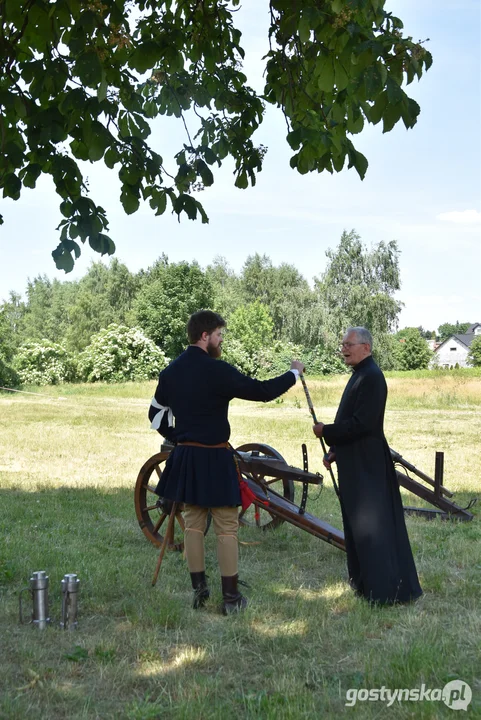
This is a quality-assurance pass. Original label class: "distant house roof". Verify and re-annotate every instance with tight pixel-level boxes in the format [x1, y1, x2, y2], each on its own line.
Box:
[434, 326, 480, 353]
[453, 334, 477, 349]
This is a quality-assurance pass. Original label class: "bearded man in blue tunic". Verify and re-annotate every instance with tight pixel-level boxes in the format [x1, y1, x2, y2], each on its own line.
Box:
[313, 327, 422, 605]
[149, 310, 304, 614]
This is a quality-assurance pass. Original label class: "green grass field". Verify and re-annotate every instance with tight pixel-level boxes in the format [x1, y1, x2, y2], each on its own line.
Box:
[0, 373, 480, 719]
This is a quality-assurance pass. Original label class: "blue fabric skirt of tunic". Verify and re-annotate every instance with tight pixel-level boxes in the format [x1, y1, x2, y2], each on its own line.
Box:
[155, 446, 241, 508]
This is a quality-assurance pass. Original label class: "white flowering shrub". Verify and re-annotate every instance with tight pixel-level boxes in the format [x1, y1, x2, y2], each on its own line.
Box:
[78, 324, 168, 382]
[14, 341, 77, 385]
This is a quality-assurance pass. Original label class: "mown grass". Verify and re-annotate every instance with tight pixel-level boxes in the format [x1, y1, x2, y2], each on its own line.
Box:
[0, 374, 480, 719]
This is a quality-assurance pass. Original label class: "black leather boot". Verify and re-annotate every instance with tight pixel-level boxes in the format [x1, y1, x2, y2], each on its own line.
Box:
[221, 574, 248, 615]
[190, 571, 209, 609]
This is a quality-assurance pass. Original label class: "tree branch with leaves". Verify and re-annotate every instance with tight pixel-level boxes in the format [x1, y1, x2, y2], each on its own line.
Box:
[1, 0, 432, 271]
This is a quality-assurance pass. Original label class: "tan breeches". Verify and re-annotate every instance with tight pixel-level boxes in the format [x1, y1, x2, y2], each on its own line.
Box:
[183, 505, 239, 577]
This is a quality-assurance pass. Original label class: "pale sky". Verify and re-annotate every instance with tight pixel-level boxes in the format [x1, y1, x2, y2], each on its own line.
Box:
[1, 0, 480, 333]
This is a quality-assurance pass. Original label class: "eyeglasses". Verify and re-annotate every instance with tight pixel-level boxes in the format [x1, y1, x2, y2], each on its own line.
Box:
[338, 342, 365, 350]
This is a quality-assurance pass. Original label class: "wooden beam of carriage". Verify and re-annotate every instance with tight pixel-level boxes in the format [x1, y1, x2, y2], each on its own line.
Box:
[390, 448, 454, 498]
[242, 472, 346, 551]
[237, 453, 323, 485]
[395, 470, 474, 521]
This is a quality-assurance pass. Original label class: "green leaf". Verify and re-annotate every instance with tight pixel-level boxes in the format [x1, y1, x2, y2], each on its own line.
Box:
[289, 153, 299, 170]
[287, 128, 302, 151]
[386, 77, 404, 105]
[346, 106, 364, 134]
[298, 16, 310, 44]
[52, 240, 81, 273]
[60, 200, 73, 218]
[332, 150, 345, 172]
[203, 148, 218, 166]
[382, 102, 403, 133]
[401, 97, 420, 129]
[88, 132, 108, 161]
[129, 113, 151, 140]
[334, 60, 349, 91]
[129, 41, 163, 74]
[21, 164, 42, 189]
[196, 200, 209, 224]
[181, 195, 197, 220]
[14, 96, 27, 119]
[195, 159, 214, 187]
[353, 150, 368, 180]
[143, 100, 158, 119]
[149, 190, 167, 216]
[3, 173, 21, 200]
[368, 91, 388, 124]
[318, 58, 335, 92]
[97, 71, 108, 102]
[297, 147, 313, 174]
[75, 51, 103, 88]
[88, 233, 115, 256]
[119, 164, 142, 186]
[354, 49, 375, 74]
[73, 197, 93, 217]
[104, 147, 120, 169]
[118, 112, 129, 139]
[120, 187, 140, 215]
[204, 50, 216, 74]
[235, 171, 248, 189]
[363, 65, 384, 98]
[70, 140, 90, 162]
[330, 128, 343, 153]
[424, 51, 433, 71]
[390, 57, 404, 85]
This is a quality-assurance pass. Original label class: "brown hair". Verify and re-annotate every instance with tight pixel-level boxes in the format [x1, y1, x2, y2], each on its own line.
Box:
[187, 310, 226, 343]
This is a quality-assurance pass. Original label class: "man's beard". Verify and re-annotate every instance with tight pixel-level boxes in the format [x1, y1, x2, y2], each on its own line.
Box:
[207, 341, 222, 359]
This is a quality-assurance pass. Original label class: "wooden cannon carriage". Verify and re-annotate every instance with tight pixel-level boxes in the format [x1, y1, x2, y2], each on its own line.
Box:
[134, 442, 475, 555]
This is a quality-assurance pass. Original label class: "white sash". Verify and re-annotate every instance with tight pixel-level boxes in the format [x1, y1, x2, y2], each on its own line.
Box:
[150, 397, 174, 430]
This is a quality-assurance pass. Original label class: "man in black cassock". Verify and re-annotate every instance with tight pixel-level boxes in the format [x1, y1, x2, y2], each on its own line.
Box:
[149, 310, 304, 614]
[313, 327, 422, 605]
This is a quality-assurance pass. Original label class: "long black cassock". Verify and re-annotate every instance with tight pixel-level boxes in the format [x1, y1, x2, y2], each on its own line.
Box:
[323, 355, 422, 604]
[148, 345, 295, 507]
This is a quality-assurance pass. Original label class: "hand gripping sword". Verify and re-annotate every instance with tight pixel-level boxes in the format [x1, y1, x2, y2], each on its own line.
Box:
[299, 373, 340, 499]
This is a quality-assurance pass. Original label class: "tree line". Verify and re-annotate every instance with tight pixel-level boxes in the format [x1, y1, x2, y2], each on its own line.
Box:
[0, 230, 473, 387]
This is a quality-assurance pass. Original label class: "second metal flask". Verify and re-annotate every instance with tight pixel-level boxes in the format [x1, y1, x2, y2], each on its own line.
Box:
[60, 573, 80, 630]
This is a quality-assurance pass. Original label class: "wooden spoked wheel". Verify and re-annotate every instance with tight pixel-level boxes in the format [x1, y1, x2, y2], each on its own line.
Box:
[135, 452, 186, 550]
[236, 443, 295, 530]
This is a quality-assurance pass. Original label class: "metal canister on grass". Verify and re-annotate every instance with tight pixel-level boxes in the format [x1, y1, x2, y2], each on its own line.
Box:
[60, 573, 80, 630]
[19, 570, 51, 629]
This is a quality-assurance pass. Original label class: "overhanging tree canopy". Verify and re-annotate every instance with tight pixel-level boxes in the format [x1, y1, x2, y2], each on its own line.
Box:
[1, 0, 432, 271]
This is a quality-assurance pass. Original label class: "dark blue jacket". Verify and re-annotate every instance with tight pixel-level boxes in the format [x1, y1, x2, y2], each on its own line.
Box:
[148, 345, 295, 506]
